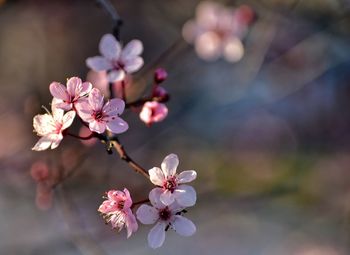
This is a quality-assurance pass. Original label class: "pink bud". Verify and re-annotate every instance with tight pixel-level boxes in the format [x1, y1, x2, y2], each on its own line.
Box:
[153, 86, 169, 100]
[139, 101, 168, 126]
[154, 68, 168, 84]
[30, 161, 49, 182]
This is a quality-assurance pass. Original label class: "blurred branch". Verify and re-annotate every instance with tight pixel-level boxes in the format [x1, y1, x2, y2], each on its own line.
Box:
[96, 0, 123, 39]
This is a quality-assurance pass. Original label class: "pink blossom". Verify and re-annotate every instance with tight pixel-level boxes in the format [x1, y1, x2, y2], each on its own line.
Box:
[182, 1, 252, 62]
[148, 154, 197, 207]
[86, 34, 144, 82]
[139, 101, 168, 126]
[49, 77, 92, 111]
[136, 188, 196, 249]
[75, 88, 128, 134]
[98, 188, 138, 238]
[32, 99, 76, 151]
[30, 161, 50, 182]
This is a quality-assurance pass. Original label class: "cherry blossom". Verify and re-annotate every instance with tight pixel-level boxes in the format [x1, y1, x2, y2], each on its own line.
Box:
[136, 188, 196, 249]
[75, 88, 128, 134]
[148, 154, 197, 207]
[139, 101, 168, 126]
[32, 99, 76, 151]
[98, 188, 138, 238]
[182, 1, 254, 62]
[86, 34, 144, 82]
[49, 77, 92, 111]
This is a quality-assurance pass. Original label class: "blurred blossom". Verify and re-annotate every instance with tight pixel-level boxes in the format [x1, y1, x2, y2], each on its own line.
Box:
[294, 245, 341, 255]
[182, 1, 253, 62]
[139, 101, 168, 126]
[35, 183, 53, 211]
[30, 161, 50, 182]
[86, 34, 143, 82]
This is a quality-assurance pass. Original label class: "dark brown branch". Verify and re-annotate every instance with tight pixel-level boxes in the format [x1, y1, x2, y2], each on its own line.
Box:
[110, 138, 149, 179]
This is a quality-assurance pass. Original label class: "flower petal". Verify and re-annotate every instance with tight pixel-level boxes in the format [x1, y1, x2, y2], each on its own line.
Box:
[173, 185, 196, 207]
[125, 208, 138, 238]
[50, 134, 63, 149]
[88, 88, 104, 112]
[99, 34, 121, 60]
[86, 56, 113, 71]
[103, 98, 125, 116]
[120, 39, 143, 61]
[107, 69, 125, 82]
[61, 111, 76, 130]
[161, 154, 179, 177]
[33, 114, 55, 136]
[149, 167, 165, 186]
[136, 204, 159, 225]
[160, 189, 175, 206]
[105, 117, 128, 134]
[149, 188, 165, 209]
[148, 222, 166, 249]
[49, 82, 69, 101]
[75, 100, 93, 122]
[89, 120, 106, 134]
[79, 82, 92, 97]
[123, 57, 144, 73]
[66, 77, 81, 97]
[177, 170, 197, 184]
[172, 215, 196, 236]
[32, 136, 52, 151]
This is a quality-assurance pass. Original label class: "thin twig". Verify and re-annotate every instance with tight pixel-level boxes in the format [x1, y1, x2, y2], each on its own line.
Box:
[96, 0, 123, 39]
[126, 95, 169, 108]
[110, 138, 149, 179]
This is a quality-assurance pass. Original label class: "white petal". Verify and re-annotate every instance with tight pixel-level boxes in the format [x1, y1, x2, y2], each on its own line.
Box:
[149, 167, 165, 186]
[223, 37, 244, 63]
[161, 154, 179, 177]
[136, 204, 159, 225]
[61, 111, 76, 130]
[172, 215, 196, 236]
[123, 57, 144, 73]
[32, 136, 52, 151]
[50, 134, 63, 149]
[149, 188, 166, 209]
[89, 120, 106, 134]
[160, 190, 175, 206]
[99, 34, 121, 60]
[120, 39, 143, 61]
[177, 170, 197, 184]
[174, 185, 196, 207]
[148, 222, 166, 249]
[86, 56, 113, 71]
[107, 69, 125, 82]
[33, 114, 55, 136]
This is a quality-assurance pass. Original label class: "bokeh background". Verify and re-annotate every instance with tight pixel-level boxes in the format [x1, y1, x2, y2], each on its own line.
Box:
[1, 0, 350, 254]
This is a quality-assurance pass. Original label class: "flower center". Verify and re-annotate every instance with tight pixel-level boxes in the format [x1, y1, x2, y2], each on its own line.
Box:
[117, 200, 125, 210]
[159, 207, 171, 221]
[93, 110, 104, 121]
[163, 176, 177, 193]
[113, 60, 125, 70]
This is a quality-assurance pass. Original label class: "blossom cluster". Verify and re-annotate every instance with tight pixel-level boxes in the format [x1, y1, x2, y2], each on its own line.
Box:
[182, 1, 254, 62]
[99, 154, 197, 248]
[32, 31, 197, 250]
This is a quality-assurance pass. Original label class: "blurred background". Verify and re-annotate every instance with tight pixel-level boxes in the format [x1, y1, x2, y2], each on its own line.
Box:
[1, 0, 350, 254]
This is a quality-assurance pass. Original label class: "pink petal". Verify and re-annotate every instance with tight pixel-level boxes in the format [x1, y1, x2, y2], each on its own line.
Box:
[120, 39, 143, 61]
[107, 69, 125, 82]
[79, 82, 92, 97]
[173, 185, 196, 207]
[177, 170, 197, 184]
[125, 209, 138, 238]
[160, 189, 175, 206]
[75, 100, 94, 122]
[136, 204, 159, 225]
[149, 167, 165, 186]
[49, 82, 69, 101]
[103, 98, 125, 116]
[88, 88, 104, 112]
[161, 154, 179, 177]
[223, 37, 244, 63]
[105, 117, 128, 134]
[99, 34, 121, 60]
[66, 77, 82, 97]
[149, 188, 166, 209]
[123, 188, 133, 209]
[89, 120, 106, 134]
[123, 57, 144, 73]
[172, 215, 196, 236]
[51, 98, 65, 122]
[148, 222, 166, 249]
[86, 56, 113, 71]
[53, 100, 72, 111]
[61, 111, 76, 130]
[195, 32, 221, 61]
[32, 136, 52, 151]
